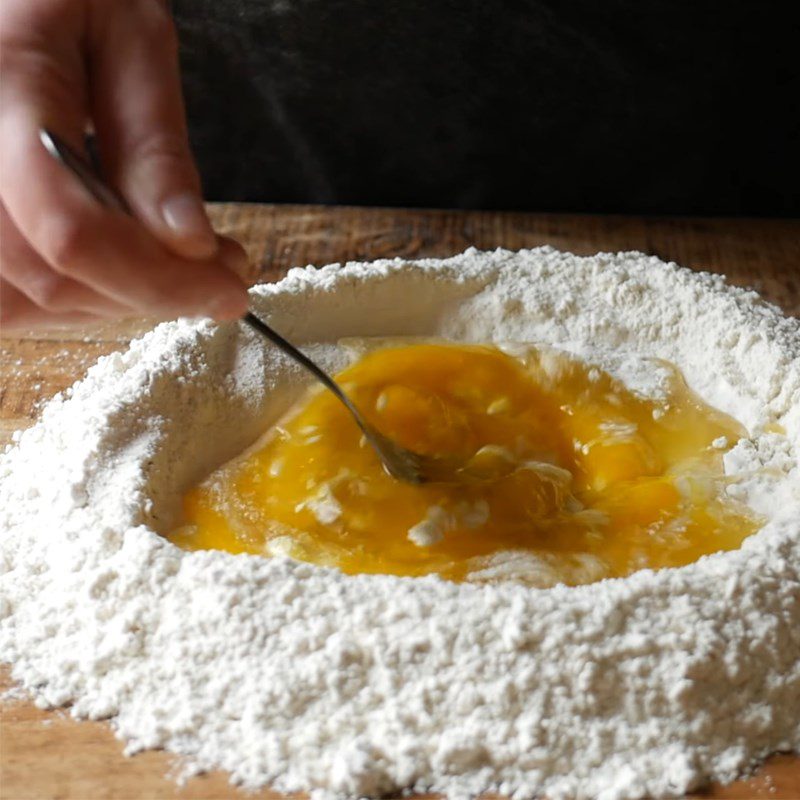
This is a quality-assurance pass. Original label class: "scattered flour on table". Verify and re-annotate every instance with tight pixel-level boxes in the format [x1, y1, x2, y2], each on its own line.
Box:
[1, 248, 799, 800]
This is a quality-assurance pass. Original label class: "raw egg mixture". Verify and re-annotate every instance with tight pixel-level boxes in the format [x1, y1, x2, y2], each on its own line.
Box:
[168, 342, 760, 586]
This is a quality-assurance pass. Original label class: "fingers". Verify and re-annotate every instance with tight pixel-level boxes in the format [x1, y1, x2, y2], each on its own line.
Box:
[1, 201, 133, 318]
[0, 0, 249, 323]
[0, 68, 247, 318]
[0, 210, 252, 329]
[0, 115, 247, 318]
[90, 0, 217, 260]
[0, 216, 251, 329]
[216, 235, 250, 281]
[0, 278, 98, 331]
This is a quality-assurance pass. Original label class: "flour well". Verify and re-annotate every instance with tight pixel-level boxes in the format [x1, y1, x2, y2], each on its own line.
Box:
[1, 248, 799, 799]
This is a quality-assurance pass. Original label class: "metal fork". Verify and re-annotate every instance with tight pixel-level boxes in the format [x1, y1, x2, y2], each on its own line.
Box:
[40, 128, 460, 483]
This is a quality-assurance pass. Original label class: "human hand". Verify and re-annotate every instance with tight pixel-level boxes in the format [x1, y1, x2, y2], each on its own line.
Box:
[0, 0, 250, 330]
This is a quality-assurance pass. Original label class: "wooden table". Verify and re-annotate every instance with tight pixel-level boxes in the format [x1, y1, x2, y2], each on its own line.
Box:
[1, 204, 799, 800]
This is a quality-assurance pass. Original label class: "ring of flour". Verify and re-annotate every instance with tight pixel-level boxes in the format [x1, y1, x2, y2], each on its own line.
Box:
[1, 247, 798, 800]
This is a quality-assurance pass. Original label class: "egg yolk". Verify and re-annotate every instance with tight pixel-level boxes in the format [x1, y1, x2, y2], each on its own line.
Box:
[167, 342, 761, 587]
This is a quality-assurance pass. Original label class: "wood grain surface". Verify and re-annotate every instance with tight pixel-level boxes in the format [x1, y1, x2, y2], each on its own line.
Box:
[1, 204, 799, 800]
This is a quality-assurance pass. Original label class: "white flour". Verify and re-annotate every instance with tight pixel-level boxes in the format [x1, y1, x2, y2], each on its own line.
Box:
[1, 247, 799, 799]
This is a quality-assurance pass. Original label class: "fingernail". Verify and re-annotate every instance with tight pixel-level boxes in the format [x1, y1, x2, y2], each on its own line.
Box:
[161, 193, 216, 250]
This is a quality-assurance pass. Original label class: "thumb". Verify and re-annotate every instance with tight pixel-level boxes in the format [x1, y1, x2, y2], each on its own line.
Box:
[89, 0, 217, 261]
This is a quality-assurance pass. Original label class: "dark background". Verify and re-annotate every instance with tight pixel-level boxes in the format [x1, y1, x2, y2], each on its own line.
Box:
[173, 0, 799, 216]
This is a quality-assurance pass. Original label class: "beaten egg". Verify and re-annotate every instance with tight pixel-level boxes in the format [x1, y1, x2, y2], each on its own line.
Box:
[168, 342, 760, 587]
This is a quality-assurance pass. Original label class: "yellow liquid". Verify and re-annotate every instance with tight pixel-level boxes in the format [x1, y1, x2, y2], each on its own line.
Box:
[168, 342, 761, 587]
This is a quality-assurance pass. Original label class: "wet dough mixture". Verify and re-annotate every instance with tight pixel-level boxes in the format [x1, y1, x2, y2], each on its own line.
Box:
[169, 341, 759, 586]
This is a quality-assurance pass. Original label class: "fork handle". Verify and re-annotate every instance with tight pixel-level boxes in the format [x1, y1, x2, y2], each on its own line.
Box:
[242, 312, 371, 435]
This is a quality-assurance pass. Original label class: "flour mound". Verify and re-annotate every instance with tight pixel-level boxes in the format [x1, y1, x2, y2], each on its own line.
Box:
[1, 248, 799, 800]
